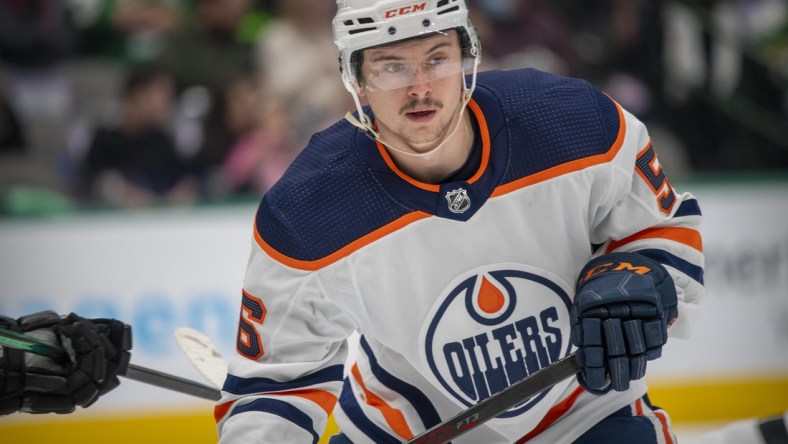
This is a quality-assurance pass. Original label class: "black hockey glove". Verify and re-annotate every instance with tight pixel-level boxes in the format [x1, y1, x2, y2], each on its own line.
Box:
[0, 310, 132, 414]
[571, 252, 678, 395]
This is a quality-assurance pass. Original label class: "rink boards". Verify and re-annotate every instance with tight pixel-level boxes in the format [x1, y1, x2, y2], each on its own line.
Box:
[0, 179, 786, 443]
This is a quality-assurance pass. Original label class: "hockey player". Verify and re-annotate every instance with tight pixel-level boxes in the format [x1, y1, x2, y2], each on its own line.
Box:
[216, 1, 704, 443]
[0, 311, 132, 415]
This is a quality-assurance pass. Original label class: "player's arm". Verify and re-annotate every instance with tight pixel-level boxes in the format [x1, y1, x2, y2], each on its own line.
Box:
[216, 218, 357, 443]
[573, 97, 704, 394]
[0, 310, 132, 414]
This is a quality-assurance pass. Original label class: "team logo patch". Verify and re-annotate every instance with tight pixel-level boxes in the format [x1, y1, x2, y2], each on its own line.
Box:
[445, 188, 471, 214]
[421, 265, 573, 418]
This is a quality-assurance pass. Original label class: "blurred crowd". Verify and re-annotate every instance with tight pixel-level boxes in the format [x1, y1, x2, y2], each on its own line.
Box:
[0, 0, 786, 213]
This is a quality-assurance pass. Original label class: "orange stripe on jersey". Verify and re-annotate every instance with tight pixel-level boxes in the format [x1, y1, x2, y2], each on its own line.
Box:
[214, 400, 234, 423]
[635, 398, 644, 416]
[465, 99, 492, 184]
[492, 101, 627, 198]
[605, 227, 703, 254]
[213, 390, 337, 424]
[254, 211, 430, 271]
[351, 363, 414, 440]
[269, 389, 338, 415]
[374, 98, 492, 192]
[516, 386, 585, 443]
[653, 410, 674, 444]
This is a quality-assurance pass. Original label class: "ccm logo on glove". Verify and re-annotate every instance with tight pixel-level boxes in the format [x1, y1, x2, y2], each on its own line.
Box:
[571, 252, 678, 395]
[578, 261, 653, 286]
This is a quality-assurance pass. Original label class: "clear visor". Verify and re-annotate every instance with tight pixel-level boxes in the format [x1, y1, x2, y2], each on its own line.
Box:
[361, 56, 476, 92]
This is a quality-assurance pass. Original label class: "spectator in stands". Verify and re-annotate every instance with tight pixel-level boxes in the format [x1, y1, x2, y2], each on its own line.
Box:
[0, 0, 80, 197]
[83, 0, 184, 63]
[221, 74, 297, 196]
[75, 67, 196, 207]
[467, 0, 582, 76]
[153, 0, 256, 197]
[662, 0, 788, 171]
[255, 0, 351, 148]
[0, 0, 79, 67]
[154, 0, 254, 97]
[0, 81, 24, 153]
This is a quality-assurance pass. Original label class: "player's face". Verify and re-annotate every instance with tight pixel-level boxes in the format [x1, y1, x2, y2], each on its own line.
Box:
[358, 31, 466, 154]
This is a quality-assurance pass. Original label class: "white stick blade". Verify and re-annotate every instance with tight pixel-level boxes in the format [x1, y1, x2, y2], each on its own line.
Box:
[174, 327, 228, 389]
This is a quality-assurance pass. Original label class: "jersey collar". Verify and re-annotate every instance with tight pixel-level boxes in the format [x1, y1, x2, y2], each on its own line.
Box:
[356, 89, 509, 221]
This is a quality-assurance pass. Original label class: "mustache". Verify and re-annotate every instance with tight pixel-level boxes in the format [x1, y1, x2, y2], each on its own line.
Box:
[400, 98, 443, 115]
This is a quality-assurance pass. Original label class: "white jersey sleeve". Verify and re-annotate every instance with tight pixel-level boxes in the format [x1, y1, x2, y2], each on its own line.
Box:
[587, 105, 704, 338]
[215, 234, 358, 443]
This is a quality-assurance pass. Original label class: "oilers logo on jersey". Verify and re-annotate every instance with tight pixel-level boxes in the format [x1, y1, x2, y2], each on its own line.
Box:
[421, 264, 574, 418]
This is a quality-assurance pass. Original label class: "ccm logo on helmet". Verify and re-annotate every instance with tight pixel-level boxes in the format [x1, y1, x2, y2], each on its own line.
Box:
[384, 2, 426, 18]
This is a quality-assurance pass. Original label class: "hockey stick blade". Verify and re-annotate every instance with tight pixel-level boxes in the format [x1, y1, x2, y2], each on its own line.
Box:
[174, 327, 228, 389]
[406, 352, 582, 444]
[0, 327, 220, 401]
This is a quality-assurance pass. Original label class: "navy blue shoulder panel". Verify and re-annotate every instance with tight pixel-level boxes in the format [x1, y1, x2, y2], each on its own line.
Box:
[256, 119, 411, 262]
[258, 70, 622, 262]
[474, 69, 621, 183]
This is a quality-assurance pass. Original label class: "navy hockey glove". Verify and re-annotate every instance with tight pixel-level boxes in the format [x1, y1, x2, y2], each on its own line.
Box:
[571, 252, 678, 394]
[0, 310, 132, 414]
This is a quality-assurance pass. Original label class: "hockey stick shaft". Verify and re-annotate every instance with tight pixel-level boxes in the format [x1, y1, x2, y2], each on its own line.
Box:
[0, 327, 220, 401]
[123, 364, 220, 401]
[406, 352, 582, 444]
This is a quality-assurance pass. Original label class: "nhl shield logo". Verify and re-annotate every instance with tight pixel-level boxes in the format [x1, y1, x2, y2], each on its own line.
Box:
[445, 188, 471, 214]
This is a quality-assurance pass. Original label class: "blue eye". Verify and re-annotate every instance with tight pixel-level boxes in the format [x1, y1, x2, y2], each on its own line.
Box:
[384, 64, 407, 74]
[427, 56, 446, 66]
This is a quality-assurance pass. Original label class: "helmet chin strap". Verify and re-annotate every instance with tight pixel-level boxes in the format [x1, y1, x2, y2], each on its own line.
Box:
[344, 62, 479, 159]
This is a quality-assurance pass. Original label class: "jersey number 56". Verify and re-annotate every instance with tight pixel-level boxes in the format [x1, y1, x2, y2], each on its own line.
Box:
[237, 290, 266, 360]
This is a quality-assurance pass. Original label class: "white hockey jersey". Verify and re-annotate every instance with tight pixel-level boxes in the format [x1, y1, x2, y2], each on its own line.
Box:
[215, 69, 704, 444]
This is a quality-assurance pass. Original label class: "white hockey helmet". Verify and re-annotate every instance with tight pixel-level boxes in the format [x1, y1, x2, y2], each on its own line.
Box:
[332, 0, 481, 93]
